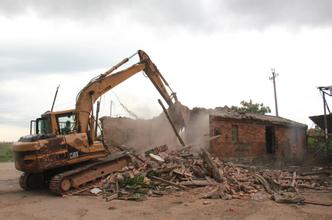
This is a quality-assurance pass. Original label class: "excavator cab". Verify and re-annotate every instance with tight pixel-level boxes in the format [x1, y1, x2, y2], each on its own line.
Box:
[13, 109, 107, 173]
[29, 110, 76, 136]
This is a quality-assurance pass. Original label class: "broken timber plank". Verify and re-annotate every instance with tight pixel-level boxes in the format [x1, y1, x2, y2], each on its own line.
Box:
[304, 200, 332, 206]
[280, 176, 321, 181]
[180, 180, 217, 186]
[255, 174, 274, 194]
[173, 169, 193, 178]
[201, 149, 223, 182]
[149, 175, 187, 190]
[300, 171, 332, 176]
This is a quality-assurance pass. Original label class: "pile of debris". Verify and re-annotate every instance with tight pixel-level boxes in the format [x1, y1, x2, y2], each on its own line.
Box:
[84, 145, 331, 205]
[255, 167, 332, 204]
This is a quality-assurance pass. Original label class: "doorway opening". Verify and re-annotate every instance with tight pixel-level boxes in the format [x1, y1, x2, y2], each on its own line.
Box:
[265, 126, 276, 154]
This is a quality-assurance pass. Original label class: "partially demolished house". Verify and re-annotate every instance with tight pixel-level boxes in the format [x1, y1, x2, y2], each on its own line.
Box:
[101, 106, 307, 160]
[209, 111, 307, 159]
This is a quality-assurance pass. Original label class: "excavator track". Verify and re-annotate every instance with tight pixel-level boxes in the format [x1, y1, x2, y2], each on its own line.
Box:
[49, 151, 130, 195]
[19, 173, 30, 190]
[19, 172, 45, 190]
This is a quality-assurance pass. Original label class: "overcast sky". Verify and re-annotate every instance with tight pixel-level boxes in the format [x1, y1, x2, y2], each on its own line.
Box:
[1, 0, 331, 141]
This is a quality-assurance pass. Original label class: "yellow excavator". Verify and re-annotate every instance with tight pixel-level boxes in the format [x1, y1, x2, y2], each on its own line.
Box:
[12, 50, 185, 195]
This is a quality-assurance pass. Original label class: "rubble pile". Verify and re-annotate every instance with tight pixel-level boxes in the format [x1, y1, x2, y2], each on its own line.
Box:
[257, 168, 331, 192]
[254, 167, 332, 203]
[81, 145, 331, 205]
[96, 145, 261, 201]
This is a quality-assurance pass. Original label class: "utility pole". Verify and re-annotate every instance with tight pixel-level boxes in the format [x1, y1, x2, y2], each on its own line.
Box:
[318, 86, 332, 150]
[269, 68, 279, 117]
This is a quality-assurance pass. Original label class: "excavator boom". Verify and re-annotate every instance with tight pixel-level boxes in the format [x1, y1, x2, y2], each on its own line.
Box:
[76, 50, 185, 143]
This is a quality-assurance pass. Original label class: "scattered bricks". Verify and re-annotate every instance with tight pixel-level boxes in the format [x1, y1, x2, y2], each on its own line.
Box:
[74, 144, 331, 204]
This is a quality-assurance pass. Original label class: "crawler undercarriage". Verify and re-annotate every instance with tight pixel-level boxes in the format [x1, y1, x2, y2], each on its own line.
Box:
[19, 152, 130, 195]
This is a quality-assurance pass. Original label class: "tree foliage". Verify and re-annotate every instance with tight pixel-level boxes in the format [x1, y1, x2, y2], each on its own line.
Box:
[231, 99, 271, 115]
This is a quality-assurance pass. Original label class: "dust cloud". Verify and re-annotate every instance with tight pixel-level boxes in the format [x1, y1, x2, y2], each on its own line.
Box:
[101, 105, 232, 153]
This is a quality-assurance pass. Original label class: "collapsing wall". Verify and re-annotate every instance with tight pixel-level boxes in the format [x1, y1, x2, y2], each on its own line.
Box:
[100, 106, 231, 153]
[100, 115, 178, 152]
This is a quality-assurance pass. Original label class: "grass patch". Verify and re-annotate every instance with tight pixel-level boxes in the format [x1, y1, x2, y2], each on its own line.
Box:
[0, 142, 13, 162]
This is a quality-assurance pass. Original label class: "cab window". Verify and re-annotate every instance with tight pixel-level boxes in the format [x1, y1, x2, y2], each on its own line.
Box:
[36, 117, 51, 135]
[57, 113, 75, 135]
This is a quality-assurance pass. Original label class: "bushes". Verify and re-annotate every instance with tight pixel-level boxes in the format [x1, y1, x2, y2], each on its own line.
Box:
[0, 142, 13, 162]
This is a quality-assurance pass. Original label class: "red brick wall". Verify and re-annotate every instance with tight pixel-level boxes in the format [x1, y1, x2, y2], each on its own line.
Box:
[209, 116, 306, 159]
[209, 118, 265, 158]
[275, 127, 306, 158]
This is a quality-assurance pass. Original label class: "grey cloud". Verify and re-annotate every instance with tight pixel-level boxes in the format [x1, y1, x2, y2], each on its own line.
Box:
[0, 0, 120, 18]
[0, 0, 212, 31]
[0, 0, 332, 30]
[129, 1, 213, 31]
[0, 43, 128, 80]
[0, 0, 332, 82]
[223, 0, 332, 29]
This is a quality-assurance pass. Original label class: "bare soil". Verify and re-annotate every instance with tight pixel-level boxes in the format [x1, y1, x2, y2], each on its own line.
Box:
[1, 162, 332, 220]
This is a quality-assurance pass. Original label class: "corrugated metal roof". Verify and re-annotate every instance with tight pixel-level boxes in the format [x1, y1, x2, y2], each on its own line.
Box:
[309, 113, 332, 133]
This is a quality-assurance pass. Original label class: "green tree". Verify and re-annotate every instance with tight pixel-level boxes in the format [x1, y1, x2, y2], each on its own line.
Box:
[231, 99, 271, 115]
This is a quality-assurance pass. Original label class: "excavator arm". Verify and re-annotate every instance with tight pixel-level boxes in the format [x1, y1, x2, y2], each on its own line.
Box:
[75, 50, 185, 143]
[138, 50, 178, 106]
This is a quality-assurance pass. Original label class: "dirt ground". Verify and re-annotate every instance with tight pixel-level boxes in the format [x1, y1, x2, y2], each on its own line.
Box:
[1, 162, 332, 220]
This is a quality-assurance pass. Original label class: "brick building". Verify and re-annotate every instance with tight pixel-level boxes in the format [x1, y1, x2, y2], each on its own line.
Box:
[209, 113, 307, 159]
